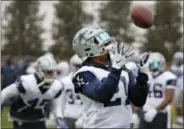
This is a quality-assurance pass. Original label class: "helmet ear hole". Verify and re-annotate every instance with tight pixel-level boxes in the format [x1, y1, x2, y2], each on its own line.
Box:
[94, 38, 99, 45]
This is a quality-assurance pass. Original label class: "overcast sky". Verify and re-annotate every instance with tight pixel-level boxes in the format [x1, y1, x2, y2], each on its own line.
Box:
[3, 1, 178, 50]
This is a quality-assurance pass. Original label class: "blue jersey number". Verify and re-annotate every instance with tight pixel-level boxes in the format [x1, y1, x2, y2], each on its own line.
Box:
[148, 83, 163, 98]
[104, 76, 130, 107]
[28, 99, 50, 107]
[66, 89, 82, 105]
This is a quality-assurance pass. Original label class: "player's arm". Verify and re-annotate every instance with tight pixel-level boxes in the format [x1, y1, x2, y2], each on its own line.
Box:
[51, 82, 68, 129]
[1, 83, 20, 104]
[156, 79, 176, 111]
[125, 67, 149, 107]
[72, 68, 121, 104]
[51, 96, 68, 129]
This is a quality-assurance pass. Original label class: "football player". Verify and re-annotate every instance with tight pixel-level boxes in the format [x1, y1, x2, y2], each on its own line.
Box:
[171, 52, 183, 77]
[71, 26, 150, 128]
[57, 61, 70, 78]
[57, 54, 84, 128]
[1, 55, 68, 129]
[26, 52, 54, 74]
[171, 52, 183, 126]
[140, 52, 177, 129]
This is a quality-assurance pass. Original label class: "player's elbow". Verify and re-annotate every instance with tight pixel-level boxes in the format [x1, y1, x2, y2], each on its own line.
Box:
[166, 96, 173, 104]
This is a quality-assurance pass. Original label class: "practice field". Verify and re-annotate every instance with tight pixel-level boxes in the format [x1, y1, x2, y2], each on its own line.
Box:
[1, 105, 182, 128]
[2, 107, 12, 128]
[1, 107, 56, 129]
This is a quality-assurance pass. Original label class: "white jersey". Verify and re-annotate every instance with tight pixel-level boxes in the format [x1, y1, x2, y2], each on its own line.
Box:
[74, 66, 133, 128]
[177, 65, 183, 90]
[143, 71, 177, 112]
[60, 73, 84, 119]
[171, 64, 183, 90]
[1, 74, 64, 122]
[171, 64, 183, 77]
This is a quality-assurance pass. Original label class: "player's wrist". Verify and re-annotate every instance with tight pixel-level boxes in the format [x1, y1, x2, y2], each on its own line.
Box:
[110, 67, 122, 76]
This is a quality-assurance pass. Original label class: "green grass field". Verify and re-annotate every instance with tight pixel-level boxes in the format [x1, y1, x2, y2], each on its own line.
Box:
[1, 106, 181, 128]
[1, 107, 56, 129]
[2, 107, 12, 128]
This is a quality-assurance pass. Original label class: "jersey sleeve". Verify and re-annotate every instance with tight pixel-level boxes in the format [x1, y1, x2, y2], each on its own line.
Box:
[51, 80, 65, 119]
[51, 94, 65, 118]
[15, 77, 27, 94]
[1, 83, 19, 104]
[165, 72, 177, 89]
[72, 68, 121, 104]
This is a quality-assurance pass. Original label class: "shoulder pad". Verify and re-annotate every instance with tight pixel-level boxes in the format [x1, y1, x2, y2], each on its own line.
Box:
[51, 80, 64, 98]
[163, 71, 177, 80]
[60, 73, 72, 85]
[51, 79, 64, 90]
[73, 66, 96, 77]
[16, 74, 35, 94]
[72, 71, 96, 93]
[16, 76, 26, 94]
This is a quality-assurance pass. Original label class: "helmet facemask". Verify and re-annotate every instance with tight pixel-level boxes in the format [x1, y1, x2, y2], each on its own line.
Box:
[149, 60, 162, 77]
[36, 55, 58, 88]
[73, 27, 117, 62]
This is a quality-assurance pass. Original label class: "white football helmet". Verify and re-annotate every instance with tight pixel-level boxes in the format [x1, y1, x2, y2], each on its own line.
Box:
[57, 61, 70, 78]
[36, 55, 57, 86]
[70, 54, 82, 72]
[148, 52, 166, 76]
[44, 52, 54, 58]
[72, 26, 116, 61]
[172, 52, 183, 66]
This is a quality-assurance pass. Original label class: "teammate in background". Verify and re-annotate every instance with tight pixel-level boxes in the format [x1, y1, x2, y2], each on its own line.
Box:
[57, 54, 84, 128]
[171, 52, 184, 126]
[57, 61, 70, 78]
[72, 26, 150, 128]
[1, 55, 68, 129]
[171, 52, 183, 77]
[26, 62, 37, 74]
[26, 52, 54, 75]
[140, 52, 177, 129]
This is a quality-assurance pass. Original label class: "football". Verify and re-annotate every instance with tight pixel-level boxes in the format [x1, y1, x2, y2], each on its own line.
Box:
[131, 5, 153, 29]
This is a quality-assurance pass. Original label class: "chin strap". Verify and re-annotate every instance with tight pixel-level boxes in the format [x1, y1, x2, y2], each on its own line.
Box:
[37, 79, 54, 88]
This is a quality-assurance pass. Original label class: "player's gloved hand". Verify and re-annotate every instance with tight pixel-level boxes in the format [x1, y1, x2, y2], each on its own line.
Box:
[112, 42, 135, 69]
[138, 52, 150, 74]
[56, 117, 68, 129]
[144, 108, 157, 122]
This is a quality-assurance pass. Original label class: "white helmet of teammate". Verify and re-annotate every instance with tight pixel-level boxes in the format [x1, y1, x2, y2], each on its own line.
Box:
[36, 55, 57, 86]
[172, 52, 183, 66]
[148, 52, 166, 76]
[72, 26, 116, 61]
[44, 52, 54, 57]
[57, 61, 70, 78]
[70, 54, 82, 72]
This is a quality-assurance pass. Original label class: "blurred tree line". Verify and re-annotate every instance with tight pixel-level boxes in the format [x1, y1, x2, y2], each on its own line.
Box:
[2, 1, 183, 61]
